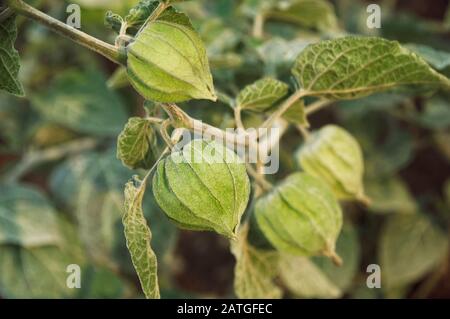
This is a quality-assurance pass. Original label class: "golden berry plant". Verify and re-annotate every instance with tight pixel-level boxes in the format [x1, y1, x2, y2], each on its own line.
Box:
[1, 0, 449, 299]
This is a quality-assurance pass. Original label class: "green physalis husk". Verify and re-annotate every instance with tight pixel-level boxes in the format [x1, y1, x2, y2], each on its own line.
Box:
[296, 125, 369, 204]
[125, 14, 216, 103]
[152, 139, 250, 239]
[255, 172, 343, 264]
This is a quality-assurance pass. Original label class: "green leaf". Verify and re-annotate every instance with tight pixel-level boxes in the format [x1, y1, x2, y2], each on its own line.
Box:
[125, 0, 159, 33]
[107, 66, 130, 89]
[0, 185, 61, 247]
[292, 37, 450, 100]
[281, 99, 309, 126]
[338, 92, 410, 117]
[379, 214, 449, 289]
[79, 266, 126, 298]
[365, 176, 417, 214]
[280, 225, 360, 298]
[124, 0, 191, 34]
[105, 10, 124, 34]
[280, 255, 340, 298]
[0, 14, 24, 96]
[230, 223, 282, 299]
[0, 246, 75, 298]
[405, 44, 450, 71]
[0, 216, 85, 298]
[117, 117, 158, 169]
[73, 0, 137, 9]
[123, 176, 160, 299]
[255, 173, 343, 260]
[31, 70, 128, 136]
[267, 0, 339, 32]
[236, 77, 289, 112]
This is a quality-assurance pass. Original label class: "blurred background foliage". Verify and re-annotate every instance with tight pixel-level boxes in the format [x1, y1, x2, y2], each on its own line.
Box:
[0, 0, 450, 298]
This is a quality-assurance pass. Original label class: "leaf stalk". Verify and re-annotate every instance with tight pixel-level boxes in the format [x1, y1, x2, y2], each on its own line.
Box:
[6, 0, 124, 64]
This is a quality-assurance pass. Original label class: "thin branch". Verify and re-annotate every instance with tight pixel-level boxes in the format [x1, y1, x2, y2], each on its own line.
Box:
[252, 12, 265, 39]
[216, 90, 235, 109]
[136, 2, 169, 35]
[115, 21, 131, 47]
[258, 118, 288, 163]
[247, 118, 288, 195]
[296, 124, 311, 141]
[305, 99, 333, 115]
[246, 163, 272, 191]
[7, 0, 123, 64]
[141, 128, 185, 184]
[159, 119, 174, 149]
[258, 89, 308, 135]
[145, 116, 164, 124]
[234, 106, 245, 130]
[1, 138, 99, 183]
[161, 103, 256, 148]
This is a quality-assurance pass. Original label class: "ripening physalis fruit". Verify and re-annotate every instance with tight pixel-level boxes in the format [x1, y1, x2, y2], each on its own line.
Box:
[296, 125, 368, 203]
[152, 140, 250, 239]
[255, 173, 343, 263]
[125, 14, 216, 103]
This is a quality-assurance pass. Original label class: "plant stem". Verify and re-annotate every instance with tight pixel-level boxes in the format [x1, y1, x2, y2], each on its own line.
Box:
[161, 103, 256, 148]
[297, 124, 311, 141]
[252, 12, 265, 39]
[6, 0, 123, 64]
[323, 247, 343, 267]
[145, 116, 164, 124]
[141, 128, 185, 183]
[258, 89, 308, 135]
[305, 99, 332, 115]
[246, 163, 272, 191]
[136, 2, 169, 35]
[216, 90, 235, 109]
[159, 119, 174, 149]
[258, 118, 288, 162]
[234, 106, 245, 130]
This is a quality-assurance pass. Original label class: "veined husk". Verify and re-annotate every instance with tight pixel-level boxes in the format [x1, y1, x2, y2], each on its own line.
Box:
[126, 19, 216, 103]
[255, 172, 343, 263]
[296, 125, 368, 203]
[152, 140, 250, 238]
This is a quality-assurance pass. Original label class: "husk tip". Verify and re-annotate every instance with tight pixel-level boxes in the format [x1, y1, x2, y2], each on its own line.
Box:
[357, 193, 372, 207]
[323, 246, 343, 267]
